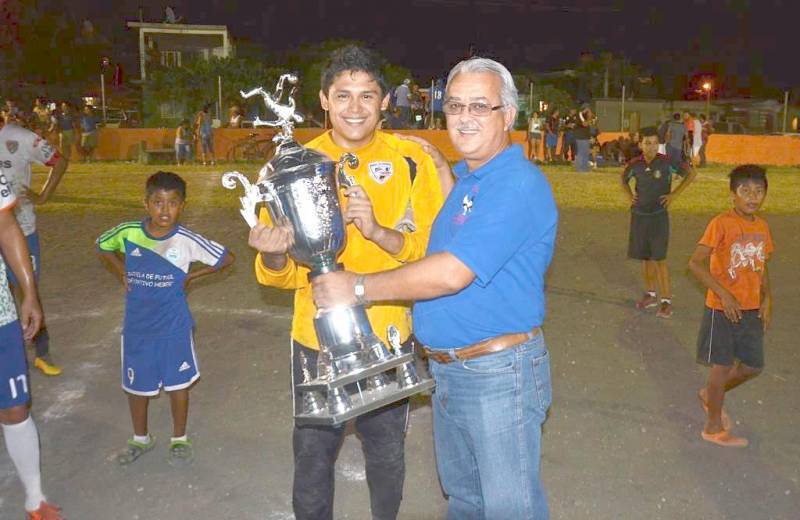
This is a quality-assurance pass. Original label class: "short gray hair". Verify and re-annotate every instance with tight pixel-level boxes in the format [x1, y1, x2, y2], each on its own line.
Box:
[446, 57, 518, 112]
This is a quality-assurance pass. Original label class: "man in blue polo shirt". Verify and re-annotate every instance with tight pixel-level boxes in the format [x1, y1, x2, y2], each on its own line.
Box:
[312, 57, 558, 519]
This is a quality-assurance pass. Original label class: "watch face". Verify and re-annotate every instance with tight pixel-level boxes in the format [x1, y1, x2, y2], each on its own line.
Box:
[354, 276, 366, 297]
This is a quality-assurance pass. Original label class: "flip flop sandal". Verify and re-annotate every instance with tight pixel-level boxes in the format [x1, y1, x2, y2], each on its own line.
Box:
[167, 439, 194, 467]
[117, 436, 156, 466]
[701, 429, 749, 448]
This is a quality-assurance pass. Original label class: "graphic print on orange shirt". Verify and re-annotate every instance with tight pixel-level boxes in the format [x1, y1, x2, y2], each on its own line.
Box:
[699, 210, 773, 311]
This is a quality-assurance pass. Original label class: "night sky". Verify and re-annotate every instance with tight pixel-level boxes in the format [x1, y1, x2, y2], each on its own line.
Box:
[44, 0, 800, 91]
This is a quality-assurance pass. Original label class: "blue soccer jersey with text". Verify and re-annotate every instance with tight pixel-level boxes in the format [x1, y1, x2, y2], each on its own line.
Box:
[96, 220, 228, 336]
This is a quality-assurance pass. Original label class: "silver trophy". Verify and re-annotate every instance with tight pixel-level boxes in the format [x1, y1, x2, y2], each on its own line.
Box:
[223, 75, 434, 425]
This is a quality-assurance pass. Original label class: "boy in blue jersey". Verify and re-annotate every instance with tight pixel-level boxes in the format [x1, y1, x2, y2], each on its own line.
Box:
[96, 171, 234, 466]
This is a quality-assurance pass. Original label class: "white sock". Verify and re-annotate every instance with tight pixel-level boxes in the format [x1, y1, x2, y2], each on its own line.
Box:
[133, 434, 151, 445]
[171, 435, 188, 443]
[2, 416, 46, 511]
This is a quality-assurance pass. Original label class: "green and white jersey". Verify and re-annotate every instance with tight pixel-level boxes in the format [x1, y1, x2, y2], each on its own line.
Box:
[96, 220, 228, 336]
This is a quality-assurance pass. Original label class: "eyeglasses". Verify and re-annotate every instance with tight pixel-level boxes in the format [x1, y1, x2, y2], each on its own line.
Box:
[443, 100, 504, 116]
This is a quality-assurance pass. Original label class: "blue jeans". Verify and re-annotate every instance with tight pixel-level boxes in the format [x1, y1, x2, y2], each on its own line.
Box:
[575, 139, 591, 171]
[430, 334, 552, 519]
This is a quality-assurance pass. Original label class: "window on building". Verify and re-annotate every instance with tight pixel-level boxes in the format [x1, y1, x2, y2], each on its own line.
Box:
[160, 50, 182, 68]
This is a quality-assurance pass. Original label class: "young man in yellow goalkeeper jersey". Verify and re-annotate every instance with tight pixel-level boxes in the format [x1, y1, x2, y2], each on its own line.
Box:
[248, 45, 448, 520]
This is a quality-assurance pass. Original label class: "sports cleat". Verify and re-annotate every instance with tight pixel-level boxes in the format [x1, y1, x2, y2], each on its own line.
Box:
[656, 301, 673, 319]
[635, 293, 658, 310]
[26, 501, 63, 520]
[33, 357, 63, 376]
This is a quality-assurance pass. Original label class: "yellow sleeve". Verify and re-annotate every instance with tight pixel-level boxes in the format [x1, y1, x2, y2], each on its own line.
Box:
[392, 151, 444, 263]
[252, 207, 301, 290]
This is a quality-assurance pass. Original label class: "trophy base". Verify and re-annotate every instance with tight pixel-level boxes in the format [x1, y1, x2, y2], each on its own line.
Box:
[294, 377, 435, 426]
[297, 352, 414, 392]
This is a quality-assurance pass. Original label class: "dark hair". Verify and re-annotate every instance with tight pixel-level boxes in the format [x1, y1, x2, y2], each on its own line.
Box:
[146, 171, 186, 200]
[203, 103, 211, 112]
[672, 112, 681, 121]
[729, 164, 767, 193]
[699, 113, 707, 121]
[640, 126, 658, 138]
[320, 45, 388, 97]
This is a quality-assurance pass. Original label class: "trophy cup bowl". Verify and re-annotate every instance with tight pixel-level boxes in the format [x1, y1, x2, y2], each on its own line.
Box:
[259, 141, 347, 276]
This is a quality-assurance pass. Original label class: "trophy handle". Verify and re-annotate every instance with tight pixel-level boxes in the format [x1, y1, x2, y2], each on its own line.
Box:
[221, 171, 272, 228]
[337, 153, 359, 189]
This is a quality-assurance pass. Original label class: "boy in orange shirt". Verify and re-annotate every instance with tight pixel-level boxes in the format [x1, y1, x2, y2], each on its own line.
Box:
[688, 165, 772, 448]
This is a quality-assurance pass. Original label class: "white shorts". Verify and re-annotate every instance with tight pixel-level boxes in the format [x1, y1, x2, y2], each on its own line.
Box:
[692, 144, 701, 156]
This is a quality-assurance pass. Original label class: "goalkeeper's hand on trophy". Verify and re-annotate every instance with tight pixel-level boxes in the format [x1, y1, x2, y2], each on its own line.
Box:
[248, 218, 294, 255]
[343, 185, 382, 241]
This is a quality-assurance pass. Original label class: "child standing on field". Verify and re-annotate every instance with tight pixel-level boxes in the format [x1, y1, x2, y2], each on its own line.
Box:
[96, 171, 234, 466]
[621, 126, 696, 318]
[174, 119, 193, 165]
[688, 165, 772, 448]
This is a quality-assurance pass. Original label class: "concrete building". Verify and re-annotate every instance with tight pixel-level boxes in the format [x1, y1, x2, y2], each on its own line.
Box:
[126, 22, 232, 82]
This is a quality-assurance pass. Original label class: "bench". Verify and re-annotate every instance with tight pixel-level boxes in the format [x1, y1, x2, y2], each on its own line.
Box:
[138, 142, 175, 164]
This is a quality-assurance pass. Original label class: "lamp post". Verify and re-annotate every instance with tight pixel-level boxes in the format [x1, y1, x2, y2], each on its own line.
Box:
[100, 56, 110, 122]
[702, 81, 712, 118]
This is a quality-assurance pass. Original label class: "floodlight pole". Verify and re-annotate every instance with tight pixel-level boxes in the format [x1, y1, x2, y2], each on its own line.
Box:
[218, 75, 223, 123]
[430, 79, 435, 129]
[783, 91, 789, 133]
[620, 84, 626, 131]
[705, 89, 711, 120]
[100, 72, 107, 122]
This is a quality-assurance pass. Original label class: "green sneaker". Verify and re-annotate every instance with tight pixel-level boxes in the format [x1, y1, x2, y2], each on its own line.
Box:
[167, 438, 194, 467]
[117, 436, 156, 466]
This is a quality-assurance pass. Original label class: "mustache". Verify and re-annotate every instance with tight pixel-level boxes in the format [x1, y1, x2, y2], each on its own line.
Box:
[454, 124, 480, 132]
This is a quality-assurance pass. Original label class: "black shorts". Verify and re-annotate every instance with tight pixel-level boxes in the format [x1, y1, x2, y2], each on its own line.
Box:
[696, 307, 764, 368]
[627, 212, 669, 260]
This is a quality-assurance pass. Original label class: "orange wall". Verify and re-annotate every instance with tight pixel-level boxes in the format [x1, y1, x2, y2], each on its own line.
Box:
[597, 132, 800, 166]
[84, 128, 800, 166]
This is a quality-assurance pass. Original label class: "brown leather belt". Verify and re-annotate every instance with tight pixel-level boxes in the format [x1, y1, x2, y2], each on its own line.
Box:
[423, 327, 541, 364]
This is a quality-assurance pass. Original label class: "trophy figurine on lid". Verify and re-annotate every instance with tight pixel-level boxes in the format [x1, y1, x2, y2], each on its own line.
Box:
[222, 74, 434, 425]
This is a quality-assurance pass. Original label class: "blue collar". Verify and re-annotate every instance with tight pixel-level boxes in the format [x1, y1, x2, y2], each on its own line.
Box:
[452, 145, 523, 180]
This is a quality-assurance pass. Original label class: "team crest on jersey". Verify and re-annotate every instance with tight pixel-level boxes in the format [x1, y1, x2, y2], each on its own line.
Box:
[368, 162, 393, 184]
[5, 140, 18, 154]
[165, 247, 181, 265]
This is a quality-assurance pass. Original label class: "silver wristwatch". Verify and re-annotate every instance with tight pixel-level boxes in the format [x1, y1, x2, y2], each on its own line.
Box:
[354, 274, 368, 305]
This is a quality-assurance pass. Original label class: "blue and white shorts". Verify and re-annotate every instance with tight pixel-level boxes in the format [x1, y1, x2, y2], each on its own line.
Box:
[0, 320, 31, 409]
[121, 329, 200, 396]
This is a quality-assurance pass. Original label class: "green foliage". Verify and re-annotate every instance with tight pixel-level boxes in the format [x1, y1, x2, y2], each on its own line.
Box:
[143, 57, 282, 127]
[284, 40, 411, 122]
[516, 80, 574, 118]
[1, 6, 112, 100]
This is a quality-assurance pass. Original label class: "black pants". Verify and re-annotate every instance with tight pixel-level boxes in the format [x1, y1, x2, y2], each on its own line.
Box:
[291, 340, 409, 520]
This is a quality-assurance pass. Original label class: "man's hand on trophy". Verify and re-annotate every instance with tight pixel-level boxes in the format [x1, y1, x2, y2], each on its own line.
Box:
[343, 186, 383, 241]
[312, 271, 358, 309]
[248, 220, 294, 254]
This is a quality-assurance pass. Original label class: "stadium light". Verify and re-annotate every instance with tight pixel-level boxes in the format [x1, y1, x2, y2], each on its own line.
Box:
[702, 82, 712, 117]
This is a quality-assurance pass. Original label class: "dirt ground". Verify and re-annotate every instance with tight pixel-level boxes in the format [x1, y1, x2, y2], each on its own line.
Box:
[1, 169, 798, 519]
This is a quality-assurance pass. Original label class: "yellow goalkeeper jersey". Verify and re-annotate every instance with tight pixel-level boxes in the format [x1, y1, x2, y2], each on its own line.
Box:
[255, 130, 445, 350]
